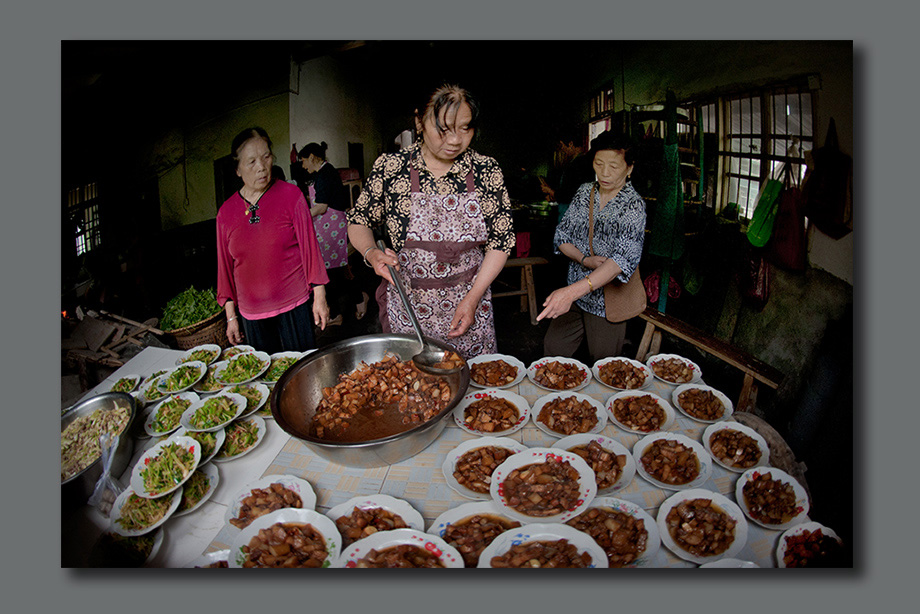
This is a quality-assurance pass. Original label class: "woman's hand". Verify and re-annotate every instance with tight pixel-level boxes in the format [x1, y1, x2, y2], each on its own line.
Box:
[367, 246, 399, 284]
[226, 317, 243, 345]
[447, 294, 479, 338]
[536, 284, 581, 321]
[582, 255, 607, 270]
[312, 286, 330, 330]
[310, 202, 329, 218]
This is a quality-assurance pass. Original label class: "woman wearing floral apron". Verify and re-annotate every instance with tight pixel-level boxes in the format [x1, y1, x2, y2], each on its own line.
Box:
[347, 84, 515, 359]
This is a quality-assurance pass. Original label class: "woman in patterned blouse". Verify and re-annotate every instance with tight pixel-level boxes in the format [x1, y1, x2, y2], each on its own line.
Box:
[537, 131, 646, 361]
[347, 84, 515, 358]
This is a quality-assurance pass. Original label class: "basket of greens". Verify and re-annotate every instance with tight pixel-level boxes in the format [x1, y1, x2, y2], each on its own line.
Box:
[160, 286, 228, 350]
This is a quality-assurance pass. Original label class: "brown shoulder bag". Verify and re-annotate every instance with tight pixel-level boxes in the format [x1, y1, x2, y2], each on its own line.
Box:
[588, 183, 647, 323]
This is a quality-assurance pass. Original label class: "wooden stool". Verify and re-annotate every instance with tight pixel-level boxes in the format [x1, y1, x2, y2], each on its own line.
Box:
[635, 307, 784, 413]
[491, 257, 548, 325]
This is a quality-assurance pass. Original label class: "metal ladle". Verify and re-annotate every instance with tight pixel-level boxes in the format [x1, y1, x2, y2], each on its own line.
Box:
[376, 240, 464, 376]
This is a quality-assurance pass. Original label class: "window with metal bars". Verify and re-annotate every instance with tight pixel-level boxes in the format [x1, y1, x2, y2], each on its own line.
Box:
[68, 182, 102, 256]
[717, 86, 814, 219]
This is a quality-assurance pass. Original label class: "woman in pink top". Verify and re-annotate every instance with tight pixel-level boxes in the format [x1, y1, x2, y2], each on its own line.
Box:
[217, 127, 330, 354]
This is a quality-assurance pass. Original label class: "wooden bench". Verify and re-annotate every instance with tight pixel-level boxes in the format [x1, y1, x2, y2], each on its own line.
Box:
[491, 256, 549, 325]
[635, 306, 784, 413]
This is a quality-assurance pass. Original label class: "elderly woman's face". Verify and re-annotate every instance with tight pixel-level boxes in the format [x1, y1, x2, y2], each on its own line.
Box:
[236, 137, 274, 193]
[593, 149, 632, 194]
[419, 101, 474, 166]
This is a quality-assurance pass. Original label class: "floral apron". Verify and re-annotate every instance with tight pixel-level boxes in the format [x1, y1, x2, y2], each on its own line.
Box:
[308, 184, 348, 269]
[383, 163, 496, 359]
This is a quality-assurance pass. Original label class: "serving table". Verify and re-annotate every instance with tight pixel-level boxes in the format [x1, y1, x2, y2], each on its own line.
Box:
[65, 347, 797, 568]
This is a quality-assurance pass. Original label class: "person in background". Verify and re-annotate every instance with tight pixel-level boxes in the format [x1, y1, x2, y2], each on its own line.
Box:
[217, 127, 330, 354]
[299, 142, 359, 326]
[537, 130, 646, 362]
[347, 84, 515, 359]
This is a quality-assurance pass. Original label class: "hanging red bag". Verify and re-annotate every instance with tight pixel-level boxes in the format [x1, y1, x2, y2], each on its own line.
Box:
[739, 247, 771, 311]
[768, 165, 808, 271]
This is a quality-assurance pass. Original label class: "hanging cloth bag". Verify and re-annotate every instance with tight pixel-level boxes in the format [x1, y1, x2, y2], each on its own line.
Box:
[803, 118, 853, 239]
[588, 183, 647, 323]
[768, 164, 808, 271]
[746, 167, 785, 247]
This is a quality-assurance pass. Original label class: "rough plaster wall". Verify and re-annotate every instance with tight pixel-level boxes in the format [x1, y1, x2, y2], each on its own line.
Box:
[289, 56, 382, 176]
[730, 267, 852, 413]
[154, 95, 289, 229]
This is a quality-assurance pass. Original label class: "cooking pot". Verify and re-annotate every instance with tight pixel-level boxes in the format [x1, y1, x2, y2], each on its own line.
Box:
[271, 334, 470, 467]
[61, 392, 138, 507]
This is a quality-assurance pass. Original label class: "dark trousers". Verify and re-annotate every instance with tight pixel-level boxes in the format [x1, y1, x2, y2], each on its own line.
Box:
[240, 299, 315, 354]
[543, 304, 627, 363]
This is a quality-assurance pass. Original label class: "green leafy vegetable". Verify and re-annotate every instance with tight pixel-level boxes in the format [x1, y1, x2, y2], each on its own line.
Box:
[160, 286, 221, 331]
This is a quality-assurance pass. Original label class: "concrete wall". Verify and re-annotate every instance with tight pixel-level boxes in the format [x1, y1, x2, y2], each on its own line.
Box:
[288, 56, 384, 178]
[154, 94, 290, 229]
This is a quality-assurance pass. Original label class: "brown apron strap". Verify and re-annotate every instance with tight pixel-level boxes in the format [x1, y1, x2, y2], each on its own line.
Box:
[410, 165, 420, 193]
[466, 170, 475, 194]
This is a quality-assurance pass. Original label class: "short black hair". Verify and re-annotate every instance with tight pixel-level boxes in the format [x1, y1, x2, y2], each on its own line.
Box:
[231, 127, 272, 161]
[416, 84, 480, 137]
[589, 130, 636, 166]
[298, 141, 328, 161]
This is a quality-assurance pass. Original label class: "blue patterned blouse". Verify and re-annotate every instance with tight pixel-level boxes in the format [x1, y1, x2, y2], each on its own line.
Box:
[553, 181, 647, 318]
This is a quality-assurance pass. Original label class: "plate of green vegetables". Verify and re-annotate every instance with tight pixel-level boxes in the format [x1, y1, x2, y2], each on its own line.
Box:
[180, 392, 247, 433]
[129, 435, 202, 499]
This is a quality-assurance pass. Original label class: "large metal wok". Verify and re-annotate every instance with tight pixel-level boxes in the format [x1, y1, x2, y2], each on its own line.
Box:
[271, 333, 470, 467]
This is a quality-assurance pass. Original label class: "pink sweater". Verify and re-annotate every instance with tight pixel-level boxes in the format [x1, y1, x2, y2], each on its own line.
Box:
[217, 180, 329, 320]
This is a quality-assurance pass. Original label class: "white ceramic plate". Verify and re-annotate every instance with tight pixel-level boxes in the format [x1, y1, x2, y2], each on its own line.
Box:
[606, 390, 676, 434]
[221, 344, 255, 361]
[467, 353, 527, 389]
[261, 351, 304, 384]
[129, 435, 202, 498]
[646, 353, 703, 385]
[138, 374, 169, 406]
[325, 494, 425, 540]
[176, 344, 222, 366]
[735, 466, 810, 530]
[224, 474, 317, 528]
[656, 488, 749, 564]
[592, 357, 652, 391]
[212, 416, 267, 462]
[527, 356, 592, 392]
[229, 508, 341, 568]
[702, 421, 771, 472]
[156, 361, 207, 394]
[489, 447, 596, 524]
[143, 391, 200, 437]
[179, 392, 247, 433]
[334, 528, 464, 568]
[566, 496, 660, 567]
[215, 351, 270, 386]
[531, 391, 608, 438]
[633, 432, 712, 491]
[775, 521, 843, 568]
[700, 558, 760, 568]
[452, 388, 531, 436]
[671, 383, 734, 423]
[142, 370, 169, 386]
[552, 434, 636, 496]
[427, 501, 521, 540]
[109, 488, 182, 537]
[193, 364, 228, 394]
[109, 374, 140, 394]
[224, 382, 269, 418]
[92, 527, 165, 566]
[441, 437, 530, 500]
[476, 522, 609, 568]
[173, 462, 220, 517]
[186, 549, 230, 568]
[170, 427, 226, 466]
